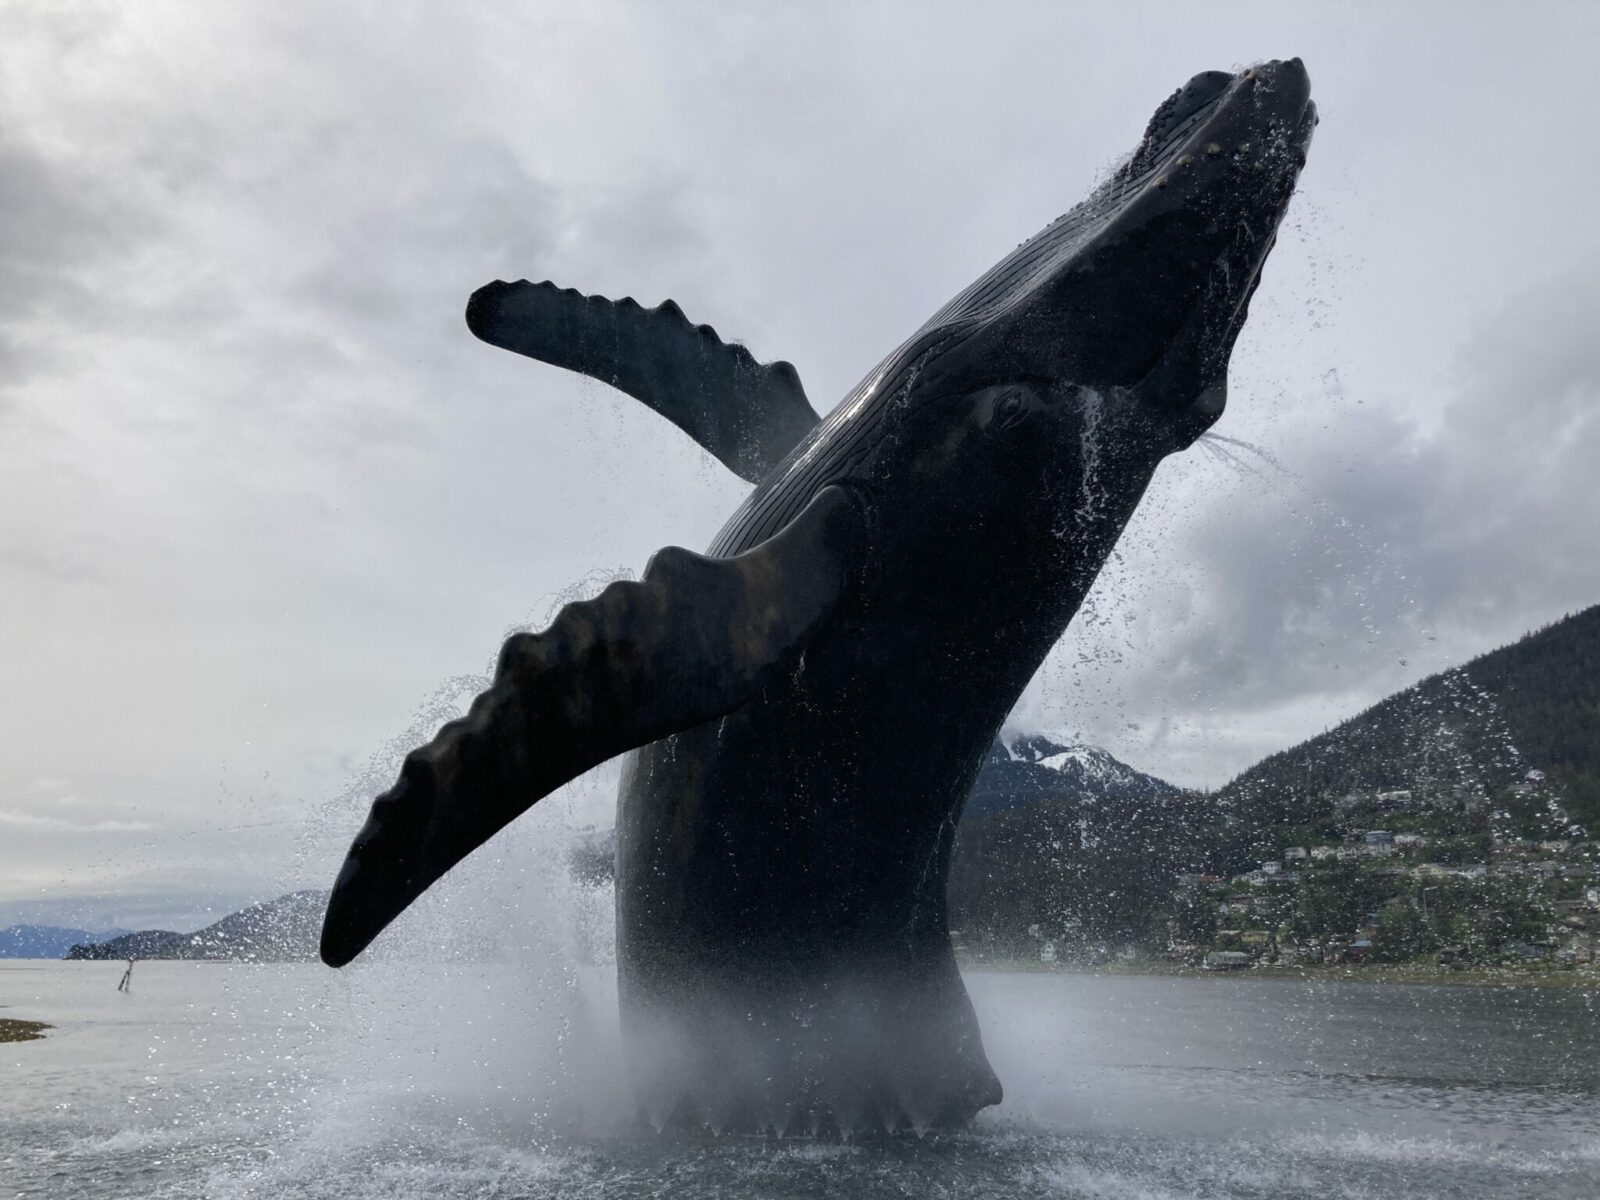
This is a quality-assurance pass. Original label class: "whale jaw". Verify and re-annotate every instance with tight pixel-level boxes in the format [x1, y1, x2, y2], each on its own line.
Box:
[923, 58, 1315, 448]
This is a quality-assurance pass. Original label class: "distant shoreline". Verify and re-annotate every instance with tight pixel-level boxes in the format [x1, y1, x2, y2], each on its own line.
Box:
[961, 957, 1600, 989]
[10, 955, 1597, 991]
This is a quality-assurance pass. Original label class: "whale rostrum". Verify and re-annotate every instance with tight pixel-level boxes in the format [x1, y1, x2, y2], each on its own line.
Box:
[322, 59, 1316, 1133]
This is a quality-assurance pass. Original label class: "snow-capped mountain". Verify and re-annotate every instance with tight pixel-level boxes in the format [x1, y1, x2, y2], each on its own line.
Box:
[966, 734, 1182, 818]
[951, 735, 1207, 947]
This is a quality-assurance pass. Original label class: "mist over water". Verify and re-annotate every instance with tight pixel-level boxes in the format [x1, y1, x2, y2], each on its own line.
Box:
[5, 844, 1598, 1200]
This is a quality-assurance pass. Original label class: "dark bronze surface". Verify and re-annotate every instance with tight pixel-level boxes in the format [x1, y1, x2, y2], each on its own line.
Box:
[324, 59, 1316, 1132]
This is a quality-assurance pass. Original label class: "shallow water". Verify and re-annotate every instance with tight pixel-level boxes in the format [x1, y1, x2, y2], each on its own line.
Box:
[3, 960, 1597, 1198]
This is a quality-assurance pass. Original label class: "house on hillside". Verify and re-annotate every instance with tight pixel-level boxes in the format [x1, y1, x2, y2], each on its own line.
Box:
[1553, 900, 1590, 922]
[1345, 939, 1373, 960]
[1275, 943, 1308, 965]
[1250, 895, 1283, 917]
[1503, 940, 1553, 962]
[1203, 950, 1252, 971]
[1362, 830, 1396, 856]
[1557, 934, 1595, 965]
[1410, 863, 1453, 879]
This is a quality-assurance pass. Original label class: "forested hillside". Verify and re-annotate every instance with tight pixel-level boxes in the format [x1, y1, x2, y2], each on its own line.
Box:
[1213, 605, 1600, 872]
[948, 738, 1212, 954]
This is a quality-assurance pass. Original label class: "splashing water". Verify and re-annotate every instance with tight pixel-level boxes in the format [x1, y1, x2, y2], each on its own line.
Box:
[3, 957, 1597, 1199]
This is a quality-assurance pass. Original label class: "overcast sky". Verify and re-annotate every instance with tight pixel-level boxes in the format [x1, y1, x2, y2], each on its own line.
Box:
[3, 3, 1598, 930]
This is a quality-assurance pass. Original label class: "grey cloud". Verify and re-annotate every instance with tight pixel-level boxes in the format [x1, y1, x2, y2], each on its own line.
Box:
[294, 140, 561, 337]
[0, 535, 108, 583]
[0, 136, 146, 301]
[4, 3, 1600, 902]
[0, 809, 155, 834]
[0, 135, 161, 392]
[1030, 266, 1600, 786]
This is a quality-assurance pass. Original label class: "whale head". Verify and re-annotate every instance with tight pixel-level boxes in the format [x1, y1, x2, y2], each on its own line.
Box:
[778, 60, 1317, 619]
[716, 59, 1314, 612]
[919, 57, 1315, 451]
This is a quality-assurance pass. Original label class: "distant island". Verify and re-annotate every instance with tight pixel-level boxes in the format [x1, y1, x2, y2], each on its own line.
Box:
[64, 890, 325, 962]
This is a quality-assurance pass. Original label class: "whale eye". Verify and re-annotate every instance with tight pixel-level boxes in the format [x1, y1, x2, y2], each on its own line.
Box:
[994, 387, 1029, 430]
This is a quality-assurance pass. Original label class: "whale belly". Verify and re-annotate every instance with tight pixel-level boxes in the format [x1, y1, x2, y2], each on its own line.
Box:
[613, 650, 1005, 1133]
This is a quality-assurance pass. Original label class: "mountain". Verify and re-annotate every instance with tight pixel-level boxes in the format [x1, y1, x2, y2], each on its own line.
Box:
[952, 605, 1600, 958]
[950, 734, 1206, 952]
[66, 891, 326, 961]
[0, 925, 128, 959]
[1214, 604, 1600, 870]
[967, 735, 1186, 816]
[66, 929, 186, 960]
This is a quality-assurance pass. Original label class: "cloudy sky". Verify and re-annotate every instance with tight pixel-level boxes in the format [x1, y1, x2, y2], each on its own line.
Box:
[3, 3, 1598, 930]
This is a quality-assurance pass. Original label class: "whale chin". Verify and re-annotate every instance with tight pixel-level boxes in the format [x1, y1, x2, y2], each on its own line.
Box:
[623, 967, 1003, 1136]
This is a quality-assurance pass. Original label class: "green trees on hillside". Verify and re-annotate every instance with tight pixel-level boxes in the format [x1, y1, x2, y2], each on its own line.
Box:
[1371, 901, 1437, 962]
[950, 607, 1598, 961]
[1294, 860, 1383, 939]
[1214, 606, 1600, 865]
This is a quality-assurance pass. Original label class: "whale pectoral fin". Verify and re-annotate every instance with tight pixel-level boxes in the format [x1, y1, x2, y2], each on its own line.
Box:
[465, 279, 820, 484]
[319, 486, 862, 967]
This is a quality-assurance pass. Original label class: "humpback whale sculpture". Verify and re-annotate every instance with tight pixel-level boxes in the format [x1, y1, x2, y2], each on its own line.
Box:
[322, 60, 1315, 1131]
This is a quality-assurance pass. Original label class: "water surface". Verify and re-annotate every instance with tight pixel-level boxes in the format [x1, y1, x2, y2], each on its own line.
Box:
[3, 961, 1596, 1198]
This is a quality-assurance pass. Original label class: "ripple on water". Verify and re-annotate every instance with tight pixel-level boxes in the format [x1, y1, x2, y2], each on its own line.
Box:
[4, 963, 1596, 1199]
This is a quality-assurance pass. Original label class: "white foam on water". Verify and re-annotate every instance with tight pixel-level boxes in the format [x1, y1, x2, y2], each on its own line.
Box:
[70, 1127, 189, 1155]
[1284, 1129, 1573, 1176]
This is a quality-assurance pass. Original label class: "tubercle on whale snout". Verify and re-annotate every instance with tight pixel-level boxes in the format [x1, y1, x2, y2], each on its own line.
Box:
[1127, 60, 1313, 205]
